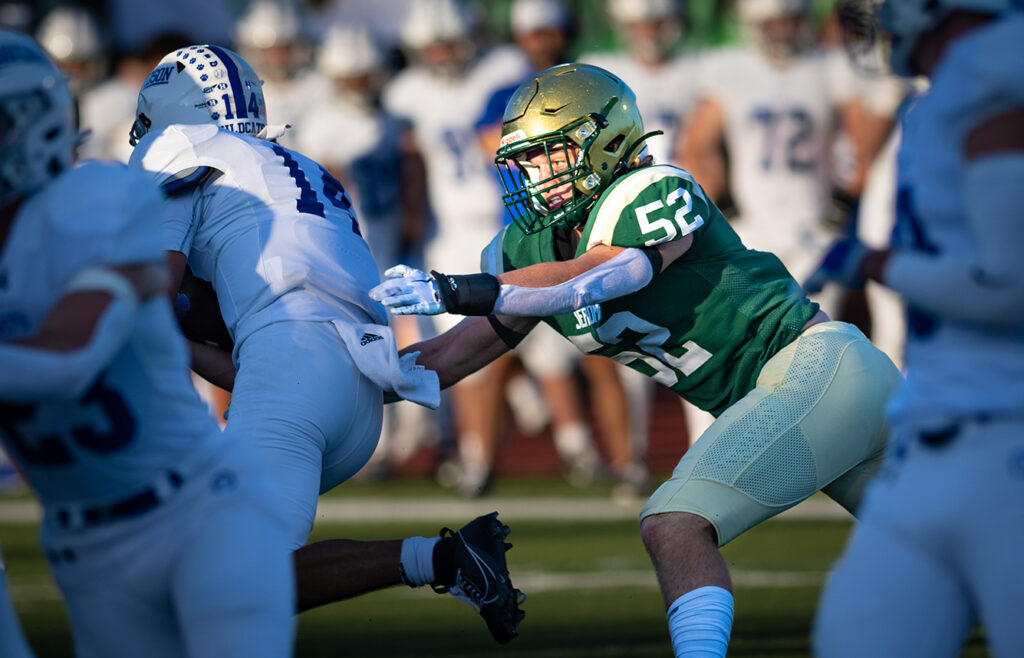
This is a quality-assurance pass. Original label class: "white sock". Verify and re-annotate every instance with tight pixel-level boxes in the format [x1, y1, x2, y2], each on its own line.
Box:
[667, 586, 734, 657]
[552, 421, 593, 460]
[399, 536, 440, 587]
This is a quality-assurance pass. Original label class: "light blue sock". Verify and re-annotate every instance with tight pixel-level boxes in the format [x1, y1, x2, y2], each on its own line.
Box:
[667, 586, 734, 657]
[399, 536, 440, 587]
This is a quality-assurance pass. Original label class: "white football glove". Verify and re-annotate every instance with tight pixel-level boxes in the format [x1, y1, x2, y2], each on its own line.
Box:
[369, 265, 446, 315]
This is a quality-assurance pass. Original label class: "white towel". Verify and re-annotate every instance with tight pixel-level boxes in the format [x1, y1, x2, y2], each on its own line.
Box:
[332, 321, 440, 409]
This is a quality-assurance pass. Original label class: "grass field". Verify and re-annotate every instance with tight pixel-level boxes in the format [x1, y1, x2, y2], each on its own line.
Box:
[0, 477, 991, 657]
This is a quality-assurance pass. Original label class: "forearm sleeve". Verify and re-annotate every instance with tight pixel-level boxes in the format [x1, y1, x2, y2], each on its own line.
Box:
[884, 154, 1024, 329]
[0, 296, 137, 402]
[493, 248, 656, 317]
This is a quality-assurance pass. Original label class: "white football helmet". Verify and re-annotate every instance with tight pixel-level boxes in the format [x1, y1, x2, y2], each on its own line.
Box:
[400, 0, 473, 50]
[0, 29, 76, 208]
[606, 0, 682, 63]
[318, 24, 385, 79]
[607, 0, 680, 24]
[738, 0, 815, 61]
[129, 45, 268, 146]
[737, 0, 811, 23]
[880, 0, 1020, 76]
[511, 0, 571, 36]
[36, 6, 104, 62]
[235, 0, 304, 49]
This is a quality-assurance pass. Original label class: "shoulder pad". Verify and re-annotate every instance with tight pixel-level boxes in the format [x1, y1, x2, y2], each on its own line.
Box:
[583, 165, 708, 251]
[129, 124, 221, 189]
[161, 166, 214, 196]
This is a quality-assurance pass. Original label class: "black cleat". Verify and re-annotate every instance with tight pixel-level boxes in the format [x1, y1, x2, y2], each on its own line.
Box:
[432, 512, 526, 644]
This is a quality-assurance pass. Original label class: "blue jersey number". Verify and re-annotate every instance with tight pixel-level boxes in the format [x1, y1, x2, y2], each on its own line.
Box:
[751, 107, 816, 172]
[0, 377, 136, 467]
[271, 144, 362, 236]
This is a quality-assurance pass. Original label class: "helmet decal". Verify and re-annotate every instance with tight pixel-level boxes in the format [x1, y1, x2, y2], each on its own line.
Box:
[130, 44, 268, 147]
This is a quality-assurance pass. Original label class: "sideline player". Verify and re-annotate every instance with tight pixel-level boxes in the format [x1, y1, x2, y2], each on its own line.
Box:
[127, 44, 524, 643]
[810, 1, 1024, 655]
[370, 63, 902, 657]
[680, 0, 895, 301]
[384, 0, 530, 497]
[0, 30, 294, 657]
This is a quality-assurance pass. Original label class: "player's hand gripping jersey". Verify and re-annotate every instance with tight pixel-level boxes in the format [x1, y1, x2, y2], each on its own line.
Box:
[0, 162, 226, 506]
[483, 164, 819, 416]
[129, 124, 386, 349]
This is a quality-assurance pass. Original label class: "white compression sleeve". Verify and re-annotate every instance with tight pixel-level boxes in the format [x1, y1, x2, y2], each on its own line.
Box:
[492, 248, 655, 317]
[0, 269, 138, 401]
[884, 154, 1024, 330]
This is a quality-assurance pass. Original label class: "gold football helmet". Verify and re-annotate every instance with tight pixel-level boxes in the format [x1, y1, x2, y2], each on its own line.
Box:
[495, 63, 651, 234]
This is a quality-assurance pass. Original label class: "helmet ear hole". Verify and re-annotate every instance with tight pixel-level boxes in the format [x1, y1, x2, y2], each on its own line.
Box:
[603, 134, 625, 154]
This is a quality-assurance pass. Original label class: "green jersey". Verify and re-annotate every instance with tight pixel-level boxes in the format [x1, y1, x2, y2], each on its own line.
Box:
[481, 164, 819, 417]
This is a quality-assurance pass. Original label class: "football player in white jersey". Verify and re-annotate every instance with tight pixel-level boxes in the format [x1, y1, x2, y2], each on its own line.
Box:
[128, 44, 525, 643]
[582, 0, 700, 167]
[299, 23, 439, 478]
[809, 1, 1024, 655]
[35, 5, 107, 97]
[384, 0, 530, 496]
[0, 30, 294, 657]
[234, 0, 330, 151]
[475, 0, 641, 494]
[680, 0, 893, 291]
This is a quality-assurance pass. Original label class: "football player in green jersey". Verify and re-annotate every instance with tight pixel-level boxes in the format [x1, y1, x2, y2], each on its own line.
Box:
[371, 63, 902, 657]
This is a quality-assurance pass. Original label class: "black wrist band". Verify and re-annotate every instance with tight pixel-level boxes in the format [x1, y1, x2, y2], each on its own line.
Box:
[639, 245, 663, 274]
[487, 315, 528, 349]
[429, 270, 500, 315]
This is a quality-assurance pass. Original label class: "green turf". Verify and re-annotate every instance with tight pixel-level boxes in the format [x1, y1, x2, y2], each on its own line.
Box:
[0, 481, 992, 657]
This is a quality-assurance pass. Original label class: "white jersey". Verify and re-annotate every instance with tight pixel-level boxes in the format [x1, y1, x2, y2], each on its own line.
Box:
[78, 76, 138, 163]
[888, 15, 1024, 424]
[298, 96, 406, 227]
[383, 46, 528, 245]
[579, 52, 700, 166]
[696, 47, 856, 261]
[260, 68, 332, 151]
[129, 124, 386, 348]
[298, 97, 409, 273]
[0, 162, 225, 507]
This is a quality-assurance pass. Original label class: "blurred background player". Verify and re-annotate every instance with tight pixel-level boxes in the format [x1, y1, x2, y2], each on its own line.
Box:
[74, 31, 191, 163]
[680, 0, 898, 322]
[128, 43, 524, 641]
[299, 22, 439, 477]
[811, 0, 1024, 655]
[234, 0, 329, 150]
[35, 4, 107, 98]
[474, 0, 641, 495]
[383, 0, 530, 496]
[582, 0, 699, 167]
[583, 0, 713, 451]
[0, 30, 294, 656]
